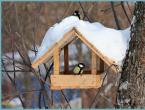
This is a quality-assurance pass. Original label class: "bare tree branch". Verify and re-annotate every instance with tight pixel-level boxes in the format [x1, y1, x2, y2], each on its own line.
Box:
[111, 2, 121, 30]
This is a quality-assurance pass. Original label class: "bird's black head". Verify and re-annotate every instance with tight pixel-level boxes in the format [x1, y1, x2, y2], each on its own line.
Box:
[78, 63, 85, 69]
[74, 10, 79, 14]
[73, 10, 81, 19]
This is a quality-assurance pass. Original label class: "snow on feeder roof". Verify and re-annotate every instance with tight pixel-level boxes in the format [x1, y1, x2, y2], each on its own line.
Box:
[32, 16, 130, 69]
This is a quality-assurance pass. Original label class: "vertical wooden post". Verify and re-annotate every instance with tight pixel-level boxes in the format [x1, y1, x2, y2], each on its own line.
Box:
[91, 51, 97, 75]
[53, 46, 60, 75]
[64, 44, 69, 73]
[100, 59, 104, 72]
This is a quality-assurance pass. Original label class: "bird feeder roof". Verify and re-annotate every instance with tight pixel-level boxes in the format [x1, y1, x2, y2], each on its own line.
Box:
[32, 16, 130, 69]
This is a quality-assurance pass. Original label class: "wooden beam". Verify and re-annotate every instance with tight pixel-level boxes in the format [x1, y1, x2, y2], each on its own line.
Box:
[91, 51, 97, 75]
[73, 28, 117, 73]
[96, 55, 100, 72]
[100, 58, 104, 73]
[74, 28, 114, 66]
[64, 44, 69, 73]
[53, 46, 60, 75]
[32, 28, 117, 73]
[32, 43, 57, 68]
[32, 29, 75, 68]
[60, 70, 101, 75]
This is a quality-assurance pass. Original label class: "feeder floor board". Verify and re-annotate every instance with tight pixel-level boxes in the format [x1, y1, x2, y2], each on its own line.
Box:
[50, 75, 102, 90]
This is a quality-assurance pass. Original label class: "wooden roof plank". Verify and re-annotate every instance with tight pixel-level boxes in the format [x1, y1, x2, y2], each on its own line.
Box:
[32, 29, 75, 68]
[32, 28, 117, 72]
[73, 28, 117, 72]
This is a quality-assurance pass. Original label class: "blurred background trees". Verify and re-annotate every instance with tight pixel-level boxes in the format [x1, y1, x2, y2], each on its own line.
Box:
[2, 1, 135, 108]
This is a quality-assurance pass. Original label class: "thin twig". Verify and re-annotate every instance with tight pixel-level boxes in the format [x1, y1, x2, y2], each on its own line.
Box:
[3, 55, 26, 66]
[111, 2, 121, 30]
[2, 60, 14, 84]
[101, 3, 121, 12]
[126, 2, 133, 15]
[121, 2, 131, 24]
[2, 58, 30, 72]
[89, 64, 117, 108]
[79, 2, 91, 21]
[3, 89, 41, 101]
[60, 90, 71, 109]
[51, 90, 54, 107]
[9, 23, 16, 85]
[14, 3, 23, 35]
[61, 2, 74, 19]
[2, 70, 32, 72]
[2, 60, 25, 108]
[38, 91, 42, 108]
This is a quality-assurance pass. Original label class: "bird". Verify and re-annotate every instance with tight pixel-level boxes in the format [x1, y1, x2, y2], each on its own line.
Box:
[72, 10, 81, 19]
[73, 63, 85, 75]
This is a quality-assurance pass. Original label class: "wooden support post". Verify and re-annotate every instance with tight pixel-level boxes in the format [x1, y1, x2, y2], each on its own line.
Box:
[53, 46, 60, 75]
[96, 55, 100, 73]
[64, 44, 69, 73]
[100, 59, 104, 72]
[91, 51, 97, 75]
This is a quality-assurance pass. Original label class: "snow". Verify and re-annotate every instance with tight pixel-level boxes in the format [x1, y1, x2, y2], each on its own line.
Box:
[8, 97, 22, 108]
[34, 16, 130, 65]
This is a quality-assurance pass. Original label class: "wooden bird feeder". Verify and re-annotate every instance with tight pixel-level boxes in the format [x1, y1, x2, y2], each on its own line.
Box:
[32, 28, 117, 90]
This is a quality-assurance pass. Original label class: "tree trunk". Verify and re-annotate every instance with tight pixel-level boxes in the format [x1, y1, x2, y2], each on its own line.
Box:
[116, 2, 145, 108]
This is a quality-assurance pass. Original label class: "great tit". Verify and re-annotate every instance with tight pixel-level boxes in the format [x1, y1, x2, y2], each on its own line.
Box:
[73, 63, 85, 75]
